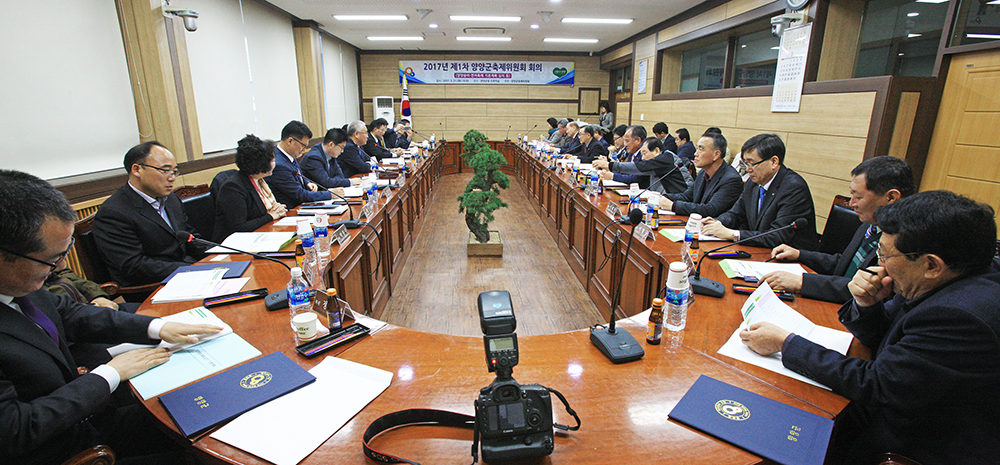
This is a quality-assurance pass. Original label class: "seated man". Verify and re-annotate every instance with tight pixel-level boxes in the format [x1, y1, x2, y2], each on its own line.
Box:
[546, 118, 571, 147]
[0, 169, 221, 465]
[661, 132, 742, 217]
[763, 156, 915, 303]
[702, 133, 820, 250]
[267, 120, 333, 209]
[674, 128, 695, 162]
[740, 190, 1000, 464]
[558, 121, 582, 156]
[596, 125, 647, 188]
[364, 118, 402, 162]
[384, 119, 411, 150]
[608, 124, 629, 160]
[652, 122, 678, 155]
[338, 120, 374, 178]
[594, 136, 690, 194]
[566, 125, 608, 163]
[301, 127, 357, 190]
[93, 141, 209, 287]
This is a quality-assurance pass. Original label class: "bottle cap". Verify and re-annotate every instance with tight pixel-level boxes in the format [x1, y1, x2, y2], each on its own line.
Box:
[290, 267, 303, 277]
[296, 220, 312, 236]
[315, 214, 328, 227]
[327, 288, 338, 297]
[689, 213, 702, 221]
[652, 298, 665, 308]
[667, 261, 689, 289]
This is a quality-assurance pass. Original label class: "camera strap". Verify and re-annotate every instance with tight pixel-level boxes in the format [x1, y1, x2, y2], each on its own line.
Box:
[362, 387, 580, 465]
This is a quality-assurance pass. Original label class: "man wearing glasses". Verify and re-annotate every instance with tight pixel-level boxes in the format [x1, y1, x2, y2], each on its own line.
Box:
[268, 120, 333, 209]
[701, 133, 820, 250]
[739, 191, 1000, 464]
[93, 141, 209, 287]
[0, 169, 222, 464]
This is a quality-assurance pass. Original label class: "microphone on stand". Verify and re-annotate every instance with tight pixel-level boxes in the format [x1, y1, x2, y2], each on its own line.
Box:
[689, 218, 808, 297]
[504, 125, 512, 142]
[612, 164, 680, 224]
[590, 208, 646, 364]
[175, 231, 290, 271]
[327, 189, 365, 230]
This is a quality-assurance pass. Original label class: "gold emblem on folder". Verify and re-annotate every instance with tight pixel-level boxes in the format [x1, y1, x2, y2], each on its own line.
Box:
[240, 371, 273, 389]
[715, 399, 750, 421]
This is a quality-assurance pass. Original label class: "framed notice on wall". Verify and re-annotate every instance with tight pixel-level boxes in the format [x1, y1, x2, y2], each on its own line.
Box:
[399, 61, 574, 85]
[770, 23, 812, 113]
[636, 59, 648, 94]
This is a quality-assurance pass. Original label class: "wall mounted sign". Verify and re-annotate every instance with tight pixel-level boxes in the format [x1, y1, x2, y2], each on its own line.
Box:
[399, 61, 575, 85]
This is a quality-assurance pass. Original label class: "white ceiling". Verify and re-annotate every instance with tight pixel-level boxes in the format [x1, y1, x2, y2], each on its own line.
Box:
[265, 0, 704, 53]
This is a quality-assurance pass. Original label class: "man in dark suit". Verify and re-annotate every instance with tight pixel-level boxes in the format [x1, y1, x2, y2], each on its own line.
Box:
[594, 137, 690, 194]
[652, 122, 678, 155]
[0, 169, 220, 465]
[741, 191, 1000, 465]
[267, 120, 333, 209]
[568, 125, 608, 163]
[674, 128, 695, 162]
[301, 127, 357, 190]
[339, 120, 374, 178]
[558, 121, 582, 156]
[762, 156, 915, 303]
[384, 119, 411, 149]
[93, 141, 210, 287]
[662, 132, 742, 218]
[596, 125, 648, 188]
[363, 118, 401, 162]
[702, 133, 820, 250]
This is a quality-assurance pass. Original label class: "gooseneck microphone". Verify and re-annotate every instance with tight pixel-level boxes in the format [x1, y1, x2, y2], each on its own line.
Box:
[526, 124, 538, 138]
[504, 125, 512, 142]
[615, 164, 681, 224]
[689, 218, 808, 297]
[590, 208, 645, 364]
[175, 231, 291, 272]
[328, 190, 365, 230]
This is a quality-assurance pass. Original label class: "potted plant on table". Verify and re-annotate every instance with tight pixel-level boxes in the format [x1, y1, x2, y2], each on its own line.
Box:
[457, 129, 509, 256]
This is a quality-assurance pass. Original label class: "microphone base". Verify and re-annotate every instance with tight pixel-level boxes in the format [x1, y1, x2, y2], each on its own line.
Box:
[332, 219, 365, 230]
[590, 326, 645, 364]
[690, 276, 726, 297]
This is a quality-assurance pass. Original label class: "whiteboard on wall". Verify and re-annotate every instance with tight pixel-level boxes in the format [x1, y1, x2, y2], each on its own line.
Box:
[186, 0, 302, 152]
[0, 0, 139, 180]
[322, 35, 360, 131]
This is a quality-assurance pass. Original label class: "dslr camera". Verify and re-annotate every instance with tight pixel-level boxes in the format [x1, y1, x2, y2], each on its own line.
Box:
[475, 291, 555, 462]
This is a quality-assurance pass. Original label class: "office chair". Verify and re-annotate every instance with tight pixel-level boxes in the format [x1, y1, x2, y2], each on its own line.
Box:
[819, 195, 862, 255]
[61, 445, 114, 465]
[181, 192, 215, 238]
[73, 213, 160, 302]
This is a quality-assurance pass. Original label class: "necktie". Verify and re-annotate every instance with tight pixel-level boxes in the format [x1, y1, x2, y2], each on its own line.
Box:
[846, 225, 879, 277]
[12, 296, 59, 344]
[758, 186, 767, 212]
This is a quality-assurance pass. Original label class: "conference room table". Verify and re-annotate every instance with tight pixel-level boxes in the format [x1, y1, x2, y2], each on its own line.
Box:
[135, 144, 857, 464]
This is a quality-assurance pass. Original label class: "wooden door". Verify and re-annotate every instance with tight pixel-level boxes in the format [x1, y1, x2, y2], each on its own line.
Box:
[924, 49, 1000, 232]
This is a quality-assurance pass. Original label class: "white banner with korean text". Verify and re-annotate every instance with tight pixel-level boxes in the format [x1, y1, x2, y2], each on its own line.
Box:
[399, 61, 575, 85]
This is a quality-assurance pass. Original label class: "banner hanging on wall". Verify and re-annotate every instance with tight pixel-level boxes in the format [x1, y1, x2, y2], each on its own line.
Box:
[399, 61, 574, 85]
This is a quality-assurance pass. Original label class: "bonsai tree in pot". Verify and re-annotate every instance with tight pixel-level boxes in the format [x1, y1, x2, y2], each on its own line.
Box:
[457, 129, 509, 243]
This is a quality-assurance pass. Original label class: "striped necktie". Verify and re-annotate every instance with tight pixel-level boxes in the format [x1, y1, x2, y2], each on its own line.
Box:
[845, 225, 879, 277]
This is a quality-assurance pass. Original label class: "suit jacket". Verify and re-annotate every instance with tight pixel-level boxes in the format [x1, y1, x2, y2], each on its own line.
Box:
[611, 149, 646, 188]
[363, 136, 393, 161]
[561, 135, 582, 156]
[92, 184, 208, 287]
[610, 151, 690, 194]
[715, 165, 820, 250]
[0, 291, 155, 465]
[676, 141, 695, 162]
[577, 139, 609, 164]
[666, 163, 743, 217]
[266, 147, 331, 209]
[660, 135, 678, 155]
[797, 224, 878, 303]
[212, 173, 273, 242]
[384, 129, 410, 149]
[339, 141, 373, 178]
[782, 259, 1000, 464]
[301, 145, 351, 189]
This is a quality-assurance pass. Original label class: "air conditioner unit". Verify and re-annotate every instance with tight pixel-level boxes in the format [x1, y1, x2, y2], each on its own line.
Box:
[373, 96, 394, 122]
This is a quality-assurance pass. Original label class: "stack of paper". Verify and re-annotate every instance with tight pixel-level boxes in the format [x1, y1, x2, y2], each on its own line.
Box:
[717, 281, 853, 389]
[719, 259, 806, 280]
[207, 231, 296, 254]
[109, 306, 233, 355]
[602, 179, 627, 188]
[151, 269, 251, 304]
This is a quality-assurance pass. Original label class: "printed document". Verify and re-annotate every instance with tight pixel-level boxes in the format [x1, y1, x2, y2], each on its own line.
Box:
[719, 259, 807, 280]
[207, 231, 296, 254]
[130, 332, 261, 399]
[150, 268, 250, 304]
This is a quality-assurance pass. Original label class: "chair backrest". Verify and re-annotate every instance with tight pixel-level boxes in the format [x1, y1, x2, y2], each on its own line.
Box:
[210, 169, 238, 201]
[876, 452, 922, 465]
[72, 213, 113, 284]
[182, 192, 215, 238]
[61, 445, 115, 465]
[820, 194, 862, 255]
[173, 183, 209, 200]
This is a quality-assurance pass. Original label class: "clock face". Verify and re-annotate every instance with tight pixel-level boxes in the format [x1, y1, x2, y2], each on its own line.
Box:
[786, 0, 810, 10]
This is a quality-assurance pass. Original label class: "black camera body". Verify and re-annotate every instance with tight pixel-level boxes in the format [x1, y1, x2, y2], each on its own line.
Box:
[475, 290, 555, 463]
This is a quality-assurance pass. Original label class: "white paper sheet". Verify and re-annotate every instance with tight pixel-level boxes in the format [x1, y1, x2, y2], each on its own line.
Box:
[717, 282, 853, 390]
[211, 357, 393, 465]
[342, 187, 363, 197]
[108, 306, 233, 356]
[150, 269, 250, 304]
[130, 332, 261, 399]
[207, 232, 296, 254]
[721, 259, 807, 280]
[274, 216, 313, 227]
[602, 179, 627, 188]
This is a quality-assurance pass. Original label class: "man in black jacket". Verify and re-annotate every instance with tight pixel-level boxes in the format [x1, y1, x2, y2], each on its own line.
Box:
[301, 127, 357, 190]
[338, 120, 374, 178]
[593, 136, 690, 194]
[761, 156, 915, 302]
[702, 133, 820, 250]
[662, 132, 742, 217]
[93, 141, 209, 286]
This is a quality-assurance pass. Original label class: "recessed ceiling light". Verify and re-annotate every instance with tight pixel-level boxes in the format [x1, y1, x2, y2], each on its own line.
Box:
[544, 38, 599, 43]
[770, 46, 780, 50]
[967, 33, 1000, 39]
[429, 23, 438, 28]
[915, 0, 947, 3]
[898, 53, 905, 56]
[450, 15, 521, 22]
[907, 12, 920, 17]
[741, 44, 747, 48]
[531, 24, 539, 29]
[335, 15, 408, 20]
[456, 36, 512, 41]
[908, 33, 922, 38]
[561, 18, 633, 24]
[367, 36, 423, 41]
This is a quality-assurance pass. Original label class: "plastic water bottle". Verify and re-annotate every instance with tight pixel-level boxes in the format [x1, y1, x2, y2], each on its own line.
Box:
[297, 220, 317, 286]
[287, 267, 311, 321]
[664, 262, 690, 332]
[682, 214, 702, 276]
[645, 202, 654, 225]
[589, 173, 599, 197]
[313, 214, 330, 268]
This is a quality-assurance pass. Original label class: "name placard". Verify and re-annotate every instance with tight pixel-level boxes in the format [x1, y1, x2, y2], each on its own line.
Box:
[332, 225, 350, 245]
[605, 202, 622, 219]
[634, 223, 656, 242]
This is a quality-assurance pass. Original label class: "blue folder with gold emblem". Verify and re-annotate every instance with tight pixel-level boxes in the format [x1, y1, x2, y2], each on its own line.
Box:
[668, 375, 833, 465]
[159, 352, 316, 437]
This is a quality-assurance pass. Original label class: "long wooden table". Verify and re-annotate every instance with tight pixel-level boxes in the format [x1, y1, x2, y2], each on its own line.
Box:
[137, 144, 852, 464]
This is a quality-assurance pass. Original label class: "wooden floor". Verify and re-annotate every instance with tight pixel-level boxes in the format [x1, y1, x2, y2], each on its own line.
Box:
[376, 173, 605, 337]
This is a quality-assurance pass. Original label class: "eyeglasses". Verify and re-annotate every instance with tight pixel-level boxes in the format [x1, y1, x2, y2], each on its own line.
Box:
[0, 237, 75, 271]
[741, 156, 772, 168]
[139, 164, 180, 177]
[876, 243, 921, 262]
[290, 138, 310, 149]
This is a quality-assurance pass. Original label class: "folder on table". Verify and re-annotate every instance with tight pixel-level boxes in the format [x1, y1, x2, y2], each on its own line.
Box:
[668, 375, 833, 465]
[159, 352, 316, 437]
[161, 261, 251, 283]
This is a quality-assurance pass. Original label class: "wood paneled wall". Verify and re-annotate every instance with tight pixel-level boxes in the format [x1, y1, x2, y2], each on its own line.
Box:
[357, 53, 609, 142]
